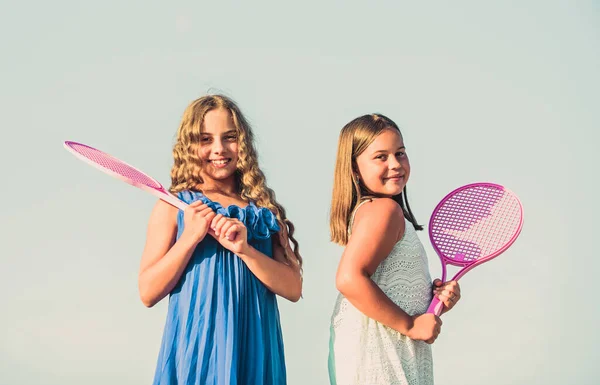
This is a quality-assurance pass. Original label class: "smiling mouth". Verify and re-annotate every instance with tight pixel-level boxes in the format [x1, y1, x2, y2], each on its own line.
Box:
[386, 175, 404, 180]
[208, 158, 232, 167]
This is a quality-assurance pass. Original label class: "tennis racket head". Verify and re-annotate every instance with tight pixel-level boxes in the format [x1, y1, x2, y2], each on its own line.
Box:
[63, 141, 187, 210]
[429, 182, 523, 280]
[64, 141, 164, 190]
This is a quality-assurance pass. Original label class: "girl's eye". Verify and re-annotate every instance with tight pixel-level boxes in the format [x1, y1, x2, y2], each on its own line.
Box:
[396, 151, 406, 157]
[200, 137, 211, 142]
[376, 154, 387, 160]
[225, 135, 237, 141]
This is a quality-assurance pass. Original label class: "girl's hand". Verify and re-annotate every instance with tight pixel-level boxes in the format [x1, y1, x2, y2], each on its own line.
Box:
[433, 279, 461, 312]
[180, 202, 216, 245]
[210, 214, 249, 255]
[406, 313, 442, 344]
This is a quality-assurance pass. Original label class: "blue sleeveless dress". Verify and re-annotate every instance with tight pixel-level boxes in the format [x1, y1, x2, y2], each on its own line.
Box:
[152, 191, 287, 385]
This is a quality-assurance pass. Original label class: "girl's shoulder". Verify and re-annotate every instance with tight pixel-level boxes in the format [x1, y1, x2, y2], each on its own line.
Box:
[354, 197, 403, 221]
[349, 198, 405, 245]
[149, 198, 179, 229]
[350, 197, 405, 239]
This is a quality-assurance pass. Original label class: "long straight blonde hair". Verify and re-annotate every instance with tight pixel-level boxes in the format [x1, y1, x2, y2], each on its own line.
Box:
[169, 94, 302, 266]
[330, 113, 422, 246]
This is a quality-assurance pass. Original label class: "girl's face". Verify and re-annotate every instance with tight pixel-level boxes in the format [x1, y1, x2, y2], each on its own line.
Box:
[197, 108, 240, 183]
[355, 128, 410, 198]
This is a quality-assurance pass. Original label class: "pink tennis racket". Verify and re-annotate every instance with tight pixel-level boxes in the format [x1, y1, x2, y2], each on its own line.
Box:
[64, 141, 238, 240]
[426, 182, 524, 316]
[63, 141, 187, 210]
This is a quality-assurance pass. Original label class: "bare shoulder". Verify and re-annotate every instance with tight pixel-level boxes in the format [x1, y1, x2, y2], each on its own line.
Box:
[148, 199, 179, 229]
[353, 198, 405, 242]
[343, 198, 406, 274]
[354, 197, 403, 223]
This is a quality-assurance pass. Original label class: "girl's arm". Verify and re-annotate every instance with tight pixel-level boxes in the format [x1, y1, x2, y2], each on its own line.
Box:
[335, 198, 441, 340]
[138, 200, 215, 307]
[237, 238, 302, 302]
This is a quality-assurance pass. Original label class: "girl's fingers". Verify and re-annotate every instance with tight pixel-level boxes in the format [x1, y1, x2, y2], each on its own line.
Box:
[207, 227, 217, 238]
[446, 281, 460, 294]
[213, 216, 229, 235]
[205, 212, 217, 224]
[211, 214, 224, 230]
[189, 201, 207, 209]
[434, 287, 459, 297]
[184, 203, 206, 216]
[219, 222, 234, 239]
[225, 224, 240, 240]
[438, 290, 459, 302]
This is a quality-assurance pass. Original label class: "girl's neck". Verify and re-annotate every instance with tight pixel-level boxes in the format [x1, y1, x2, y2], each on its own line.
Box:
[198, 178, 239, 198]
[199, 183, 249, 209]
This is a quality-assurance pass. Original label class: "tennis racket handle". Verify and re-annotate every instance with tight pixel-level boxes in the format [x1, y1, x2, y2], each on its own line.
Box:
[426, 297, 444, 316]
[161, 194, 189, 211]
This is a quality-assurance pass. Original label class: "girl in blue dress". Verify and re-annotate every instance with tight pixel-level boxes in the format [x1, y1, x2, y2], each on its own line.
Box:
[138, 95, 303, 385]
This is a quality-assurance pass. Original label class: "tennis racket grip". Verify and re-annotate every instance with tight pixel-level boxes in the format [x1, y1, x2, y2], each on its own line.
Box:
[160, 194, 189, 211]
[426, 296, 444, 316]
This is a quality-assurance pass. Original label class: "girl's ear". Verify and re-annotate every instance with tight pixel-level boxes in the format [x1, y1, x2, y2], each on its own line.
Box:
[352, 164, 361, 181]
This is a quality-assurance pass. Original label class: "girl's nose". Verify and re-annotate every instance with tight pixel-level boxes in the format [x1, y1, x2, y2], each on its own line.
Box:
[389, 157, 402, 170]
[212, 139, 225, 154]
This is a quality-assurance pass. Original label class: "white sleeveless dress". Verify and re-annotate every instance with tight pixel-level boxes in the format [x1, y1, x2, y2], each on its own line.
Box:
[328, 201, 435, 385]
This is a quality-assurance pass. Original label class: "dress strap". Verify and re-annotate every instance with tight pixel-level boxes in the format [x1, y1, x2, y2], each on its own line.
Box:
[348, 199, 373, 236]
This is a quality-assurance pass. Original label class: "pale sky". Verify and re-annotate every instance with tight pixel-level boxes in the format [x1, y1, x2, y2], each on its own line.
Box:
[1, 2, 599, 384]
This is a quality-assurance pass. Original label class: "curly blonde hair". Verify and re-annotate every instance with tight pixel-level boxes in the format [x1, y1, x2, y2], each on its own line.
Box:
[169, 95, 302, 267]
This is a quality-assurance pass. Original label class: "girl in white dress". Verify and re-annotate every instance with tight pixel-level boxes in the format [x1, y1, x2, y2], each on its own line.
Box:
[328, 114, 462, 385]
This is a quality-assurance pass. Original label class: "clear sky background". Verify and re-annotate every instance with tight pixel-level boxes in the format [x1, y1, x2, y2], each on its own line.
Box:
[1, 1, 598, 384]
